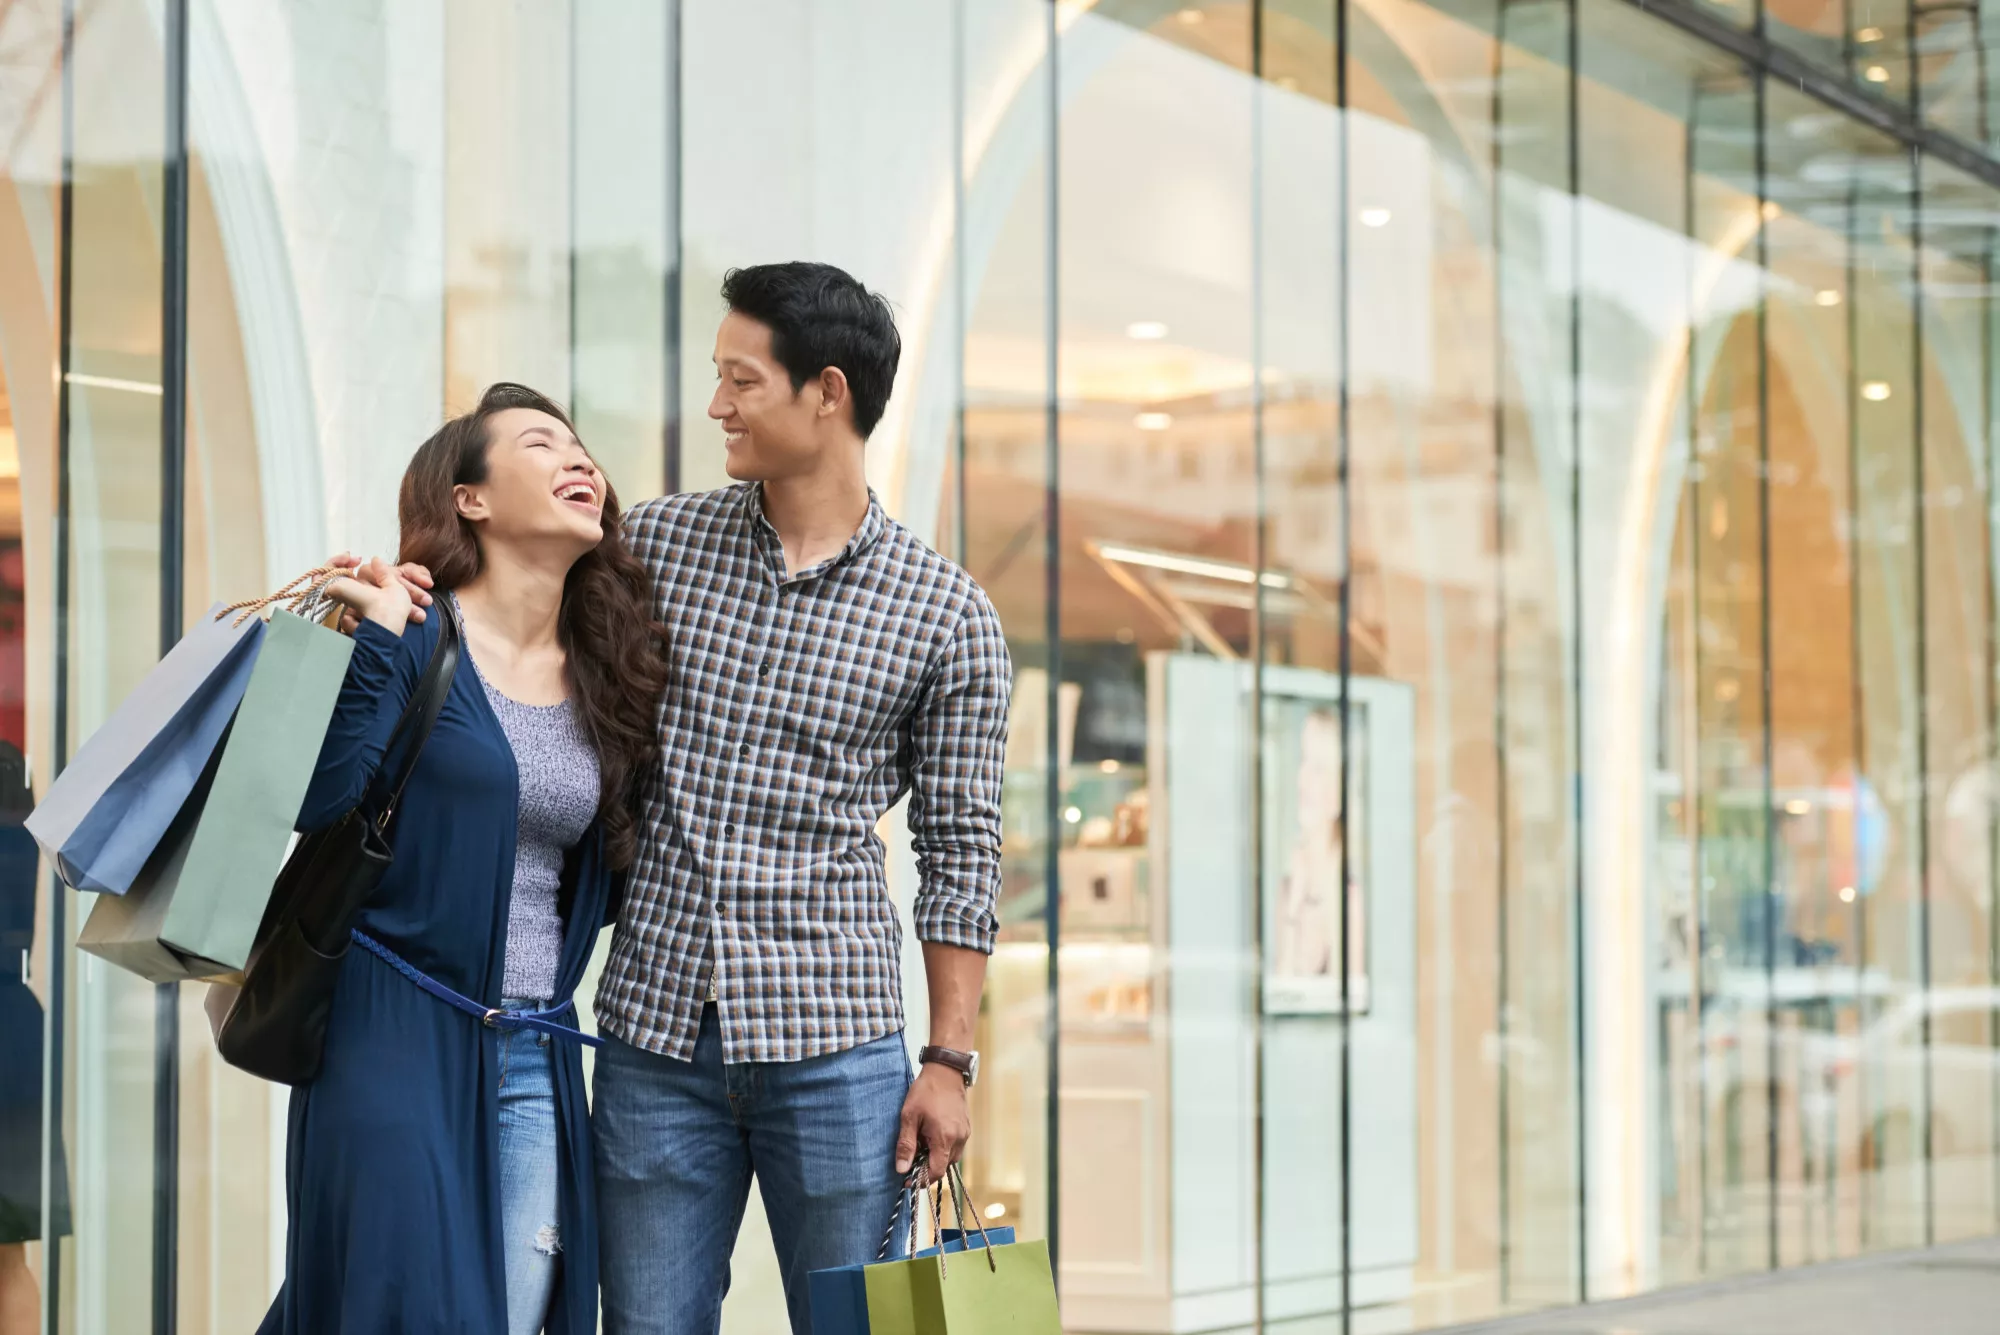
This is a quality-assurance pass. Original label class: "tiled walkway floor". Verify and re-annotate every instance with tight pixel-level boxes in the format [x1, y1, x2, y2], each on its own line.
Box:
[1436, 1238, 2000, 1334]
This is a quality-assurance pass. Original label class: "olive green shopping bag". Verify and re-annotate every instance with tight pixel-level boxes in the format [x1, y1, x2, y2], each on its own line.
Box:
[858, 1167, 1061, 1335]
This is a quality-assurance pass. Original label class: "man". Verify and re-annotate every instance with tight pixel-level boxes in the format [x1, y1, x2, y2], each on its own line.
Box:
[592, 262, 1011, 1334]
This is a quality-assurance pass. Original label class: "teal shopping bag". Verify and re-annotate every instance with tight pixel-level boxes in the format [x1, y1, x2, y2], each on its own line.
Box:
[80, 609, 354, 981]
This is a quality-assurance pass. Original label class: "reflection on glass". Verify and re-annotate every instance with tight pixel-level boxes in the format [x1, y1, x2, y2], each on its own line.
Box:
[65, 0, 166, 1325]
[1916, 158, 2000, 1244]
[958, 0, 1055, 1271]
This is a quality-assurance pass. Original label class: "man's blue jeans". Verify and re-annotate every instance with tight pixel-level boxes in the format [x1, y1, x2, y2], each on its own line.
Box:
[593, 1006, 912, 1334]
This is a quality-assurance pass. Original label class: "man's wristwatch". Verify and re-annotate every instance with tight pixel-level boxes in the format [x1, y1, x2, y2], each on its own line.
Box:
[918, 1045, 980, 1088]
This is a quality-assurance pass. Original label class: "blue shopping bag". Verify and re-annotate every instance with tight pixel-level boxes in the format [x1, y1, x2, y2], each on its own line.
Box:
[27, 604, 264, 895]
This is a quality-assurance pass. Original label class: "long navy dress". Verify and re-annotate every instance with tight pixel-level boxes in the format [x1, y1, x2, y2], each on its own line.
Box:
[259, 612, 612, 1334]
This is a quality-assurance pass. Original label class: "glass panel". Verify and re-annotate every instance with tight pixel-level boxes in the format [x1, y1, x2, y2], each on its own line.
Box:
[1256, 0, 1360, 1322]
[1681, 63, 1770, 1285]
[1848, 132, 1926, 1255]
[1915, 157, 2000, 1244]
[956, 0, 1053, 1274]
[1574, 0, 1759, 1295]
[1849, 8, 1913, 107]
[1049, 6, 1259, 1329]
[1761, 83, 1870, 1270]
[1914, 1, 1996, 144]
[572, 0, 674, 500]
[0, 1, 68, 1328]
[1491, 0, 1584, 1310]
[64, 0, 166, 1326]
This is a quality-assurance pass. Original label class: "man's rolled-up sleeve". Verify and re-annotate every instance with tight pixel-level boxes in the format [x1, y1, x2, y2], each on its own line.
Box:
[907, 592, 1013, 953]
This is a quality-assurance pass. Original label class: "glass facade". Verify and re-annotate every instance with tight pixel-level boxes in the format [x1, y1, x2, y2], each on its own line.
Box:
[6, 0, 2000, 1331]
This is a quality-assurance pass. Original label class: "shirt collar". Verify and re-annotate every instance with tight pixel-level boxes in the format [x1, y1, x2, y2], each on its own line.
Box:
[743, 483, 887, 580]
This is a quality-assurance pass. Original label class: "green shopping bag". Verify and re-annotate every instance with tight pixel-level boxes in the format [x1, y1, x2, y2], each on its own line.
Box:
[863, 1238, 1060, 1335]
[80, 605, 354, 981]
[854, 1166, 1061, 1335]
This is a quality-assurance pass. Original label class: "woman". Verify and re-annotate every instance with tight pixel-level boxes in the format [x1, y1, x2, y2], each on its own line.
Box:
[0, 742, 69, 1335]
[261, 382, 667, 1334]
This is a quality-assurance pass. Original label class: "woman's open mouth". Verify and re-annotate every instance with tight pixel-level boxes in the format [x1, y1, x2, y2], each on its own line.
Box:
[556, 481, 600, 514]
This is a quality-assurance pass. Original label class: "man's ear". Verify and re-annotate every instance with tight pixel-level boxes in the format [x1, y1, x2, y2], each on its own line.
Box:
[817, 366, 852, 422]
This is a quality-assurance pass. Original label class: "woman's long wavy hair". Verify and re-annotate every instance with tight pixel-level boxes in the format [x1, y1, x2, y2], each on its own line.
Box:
[397, 382, 667, 869]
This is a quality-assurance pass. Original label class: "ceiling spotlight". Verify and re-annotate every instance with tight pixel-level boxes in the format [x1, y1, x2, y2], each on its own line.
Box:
[1134, 411, 1174, 431]
[1126, 320, 1169, 341]
[1839, 885, 1858, 903]
[1276, 75, 1299, 90]
[1785, 798, 1812, 816]
[1857, 25, 1884, 41]
[1865, 64, 1891, 83]
[1359, 207, 1392, 227]
[1176, 6, 1206, 23]
[1862, 380, 1892, 401]
[1814, 289, 1843, 307]
[1064, 806, 1083, 824]
[1761, 201, 1781, 220]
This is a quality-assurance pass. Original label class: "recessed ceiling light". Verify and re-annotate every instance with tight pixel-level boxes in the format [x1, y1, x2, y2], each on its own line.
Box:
[1865, 64, 1891, 83]
[1064, 806, 1083, 823]
[1276, 75, 1299, 90]
[1857, 25, 1884, 41]
[1134, 411, 1174, 431]
[1761, 201, 1781, 220]
[1126, 320, 1169, 341]
[1176, 6, 1205, 23]
[1862, 380, 1892, 401]
[1359, 207, 1392, 227]
[1839, 885, 1858, 903]
[1785, 798, 1812, 816]
[1815, 289, 1843, 306]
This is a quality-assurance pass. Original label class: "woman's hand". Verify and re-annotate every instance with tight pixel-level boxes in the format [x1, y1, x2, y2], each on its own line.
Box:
[323, 553, 433, 635]
[324, 557, 417, 636]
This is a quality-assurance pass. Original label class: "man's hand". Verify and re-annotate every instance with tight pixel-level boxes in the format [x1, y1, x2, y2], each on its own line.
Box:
[896, 1064, 971, 1183]
[325, 553, 434, 634]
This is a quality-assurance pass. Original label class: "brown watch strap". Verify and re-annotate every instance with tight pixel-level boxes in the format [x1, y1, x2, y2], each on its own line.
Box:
[918, 1045, 976, 1083]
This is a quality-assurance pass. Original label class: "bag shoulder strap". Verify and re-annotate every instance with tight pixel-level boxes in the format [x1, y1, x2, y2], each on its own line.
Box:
[366, 605, 460, 828]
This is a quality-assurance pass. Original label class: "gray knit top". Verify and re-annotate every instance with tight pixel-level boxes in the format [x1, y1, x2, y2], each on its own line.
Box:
[452, 598, 600, 1003]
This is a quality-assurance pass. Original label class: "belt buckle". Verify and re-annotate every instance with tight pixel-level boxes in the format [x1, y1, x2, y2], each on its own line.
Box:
[483, 1007, 505, 1029]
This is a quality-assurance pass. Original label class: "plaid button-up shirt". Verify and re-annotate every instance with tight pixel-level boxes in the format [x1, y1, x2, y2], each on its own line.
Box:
[595, 483, 1012, 1063]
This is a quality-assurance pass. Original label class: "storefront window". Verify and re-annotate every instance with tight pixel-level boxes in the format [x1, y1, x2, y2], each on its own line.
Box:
[9, 1, 2000, 1331]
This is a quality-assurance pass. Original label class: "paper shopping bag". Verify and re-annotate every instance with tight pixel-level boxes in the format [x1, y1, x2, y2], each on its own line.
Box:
[79, 610, 353, 981]
[28, 605, 264, 895]
[807, 1228, 1016, 1335]
[863, 1237, 1060, 1335]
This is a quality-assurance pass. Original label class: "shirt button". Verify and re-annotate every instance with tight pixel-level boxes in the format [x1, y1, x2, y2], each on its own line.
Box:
[715, 901, 728, 916]
[758, 661, 771, 677]
[724, 824, 736, 837]
[739, 743, 750, 758]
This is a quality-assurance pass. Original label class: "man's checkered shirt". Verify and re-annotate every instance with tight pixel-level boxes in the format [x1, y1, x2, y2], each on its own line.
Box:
[595, 484, 1012, 1063]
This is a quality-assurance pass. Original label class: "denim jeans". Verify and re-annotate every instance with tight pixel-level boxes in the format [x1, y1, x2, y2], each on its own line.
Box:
[497, 1009, 561, 1335]
[594, 1006, 912, 1335]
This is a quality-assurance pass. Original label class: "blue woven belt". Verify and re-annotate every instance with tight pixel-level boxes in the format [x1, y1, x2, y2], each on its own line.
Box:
[352, 929, 602, 1048]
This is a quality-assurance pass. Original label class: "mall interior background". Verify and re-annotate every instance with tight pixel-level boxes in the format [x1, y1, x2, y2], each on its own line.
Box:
[5, 0, 2000, 1331]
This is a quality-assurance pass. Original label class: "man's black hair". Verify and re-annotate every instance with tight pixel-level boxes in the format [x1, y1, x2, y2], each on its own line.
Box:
[721, 262, 901, 439]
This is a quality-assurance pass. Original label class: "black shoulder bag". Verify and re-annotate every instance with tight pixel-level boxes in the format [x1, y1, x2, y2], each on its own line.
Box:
[211, 610, 460, 1085]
